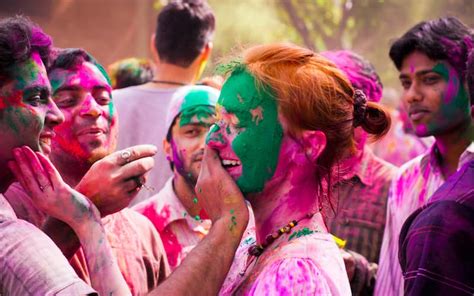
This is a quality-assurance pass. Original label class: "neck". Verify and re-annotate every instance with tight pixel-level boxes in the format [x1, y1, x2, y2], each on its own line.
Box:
[173, 173, 202, 218]
[50, 154, 90, 187]
[146, 62, 197, 89]
[246, 143, 326, 244]
[434, 119, 474, 178]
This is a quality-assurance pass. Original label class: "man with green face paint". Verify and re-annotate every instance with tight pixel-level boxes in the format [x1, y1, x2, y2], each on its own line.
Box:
[134, 85, 223, 270]
[376, 17, 474, 296]
[207, 67, 283, 194]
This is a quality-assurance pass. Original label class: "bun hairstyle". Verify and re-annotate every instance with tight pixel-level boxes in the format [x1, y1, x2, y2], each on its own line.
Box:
[352, 90, 391, 140]
[241, 43, 390, 197]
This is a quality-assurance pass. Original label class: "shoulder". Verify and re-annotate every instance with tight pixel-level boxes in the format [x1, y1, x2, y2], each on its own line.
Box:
[400, 200, 474, 295]
[0, 219, 96, 295]
[248, 257, 333, 296]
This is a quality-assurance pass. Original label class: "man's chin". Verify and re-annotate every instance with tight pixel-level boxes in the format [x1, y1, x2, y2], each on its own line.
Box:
[39, 143, 51, 156]
[87, 148, 113, 164]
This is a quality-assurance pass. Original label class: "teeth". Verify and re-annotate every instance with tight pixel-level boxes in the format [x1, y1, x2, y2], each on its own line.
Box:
[222, 159, 241, 166]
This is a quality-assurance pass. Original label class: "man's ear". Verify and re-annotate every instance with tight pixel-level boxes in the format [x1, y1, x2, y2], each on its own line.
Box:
[150, 34, 160, 63]
[200, 42, 213, 62]
[300, 130, 326, 163]
[163, 137, 172, 162]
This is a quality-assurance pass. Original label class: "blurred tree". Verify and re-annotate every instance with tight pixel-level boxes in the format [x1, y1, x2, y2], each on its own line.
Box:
[153, 0, 474, 90]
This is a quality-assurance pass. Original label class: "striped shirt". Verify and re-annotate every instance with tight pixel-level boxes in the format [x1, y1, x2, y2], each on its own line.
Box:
[0, 194, 96, 295]
[375, 142, 474, 296]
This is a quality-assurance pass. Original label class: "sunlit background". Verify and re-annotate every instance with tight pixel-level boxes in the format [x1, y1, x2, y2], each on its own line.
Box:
[1, 0, 473, 106]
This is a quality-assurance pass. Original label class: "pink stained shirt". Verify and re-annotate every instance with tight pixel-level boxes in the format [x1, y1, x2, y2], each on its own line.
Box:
[133, 177, 212, 270]
[375, 142, 474, 296]
[220, 216, 352, 296]
[4, 183, 170, 295]
[0, 194, 97, 296]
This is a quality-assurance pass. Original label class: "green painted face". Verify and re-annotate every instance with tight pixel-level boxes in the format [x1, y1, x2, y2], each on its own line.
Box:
[207, 68, 283, 194]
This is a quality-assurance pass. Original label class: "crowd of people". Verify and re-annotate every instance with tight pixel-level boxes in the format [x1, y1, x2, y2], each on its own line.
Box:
[0, 0, 473, 295]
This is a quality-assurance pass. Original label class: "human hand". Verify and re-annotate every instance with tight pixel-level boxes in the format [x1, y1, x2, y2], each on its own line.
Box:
[195, 147, 249, 236]
[341, 249, 356, 280]
[75, 144, 157, 217]
[8, 146, 100, 228]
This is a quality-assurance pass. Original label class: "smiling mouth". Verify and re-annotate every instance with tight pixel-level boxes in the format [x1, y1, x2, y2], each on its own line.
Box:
[221, 159, 241, 167]
[39, 137, 51, 146]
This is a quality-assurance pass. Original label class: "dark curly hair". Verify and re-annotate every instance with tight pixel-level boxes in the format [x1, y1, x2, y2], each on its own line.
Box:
[48, 48, 111, 86]
[0, 15, 52, 86]
[389, 17, 474, 79]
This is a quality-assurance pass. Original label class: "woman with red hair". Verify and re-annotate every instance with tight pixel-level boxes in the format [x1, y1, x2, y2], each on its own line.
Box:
[204, 43, 390, 295]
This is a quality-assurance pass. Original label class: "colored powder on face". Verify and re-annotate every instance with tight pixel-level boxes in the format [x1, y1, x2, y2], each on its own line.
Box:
[217, 68, 283, 194]
[108, 101, 115, 127]
[206, 125, 225, 144]
[179, 105, 214, 127]
[193, 197, 198, 204]
[429, 63, 470, 132]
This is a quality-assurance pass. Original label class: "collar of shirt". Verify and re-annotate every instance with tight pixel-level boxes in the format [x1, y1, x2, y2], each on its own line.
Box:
[339, 146, 378, 186]
[141, 177, 211, 234]
[420, 141, 474, 177]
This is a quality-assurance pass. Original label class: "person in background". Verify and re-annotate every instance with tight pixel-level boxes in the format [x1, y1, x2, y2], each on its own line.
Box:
[113, 0, 216, 204]
[397, 50, 474, 296]
[321, 50, 398, 295]
[134, 85, 219, 270]
[108, 57, 154, 89]
[376, 16, 474, 296]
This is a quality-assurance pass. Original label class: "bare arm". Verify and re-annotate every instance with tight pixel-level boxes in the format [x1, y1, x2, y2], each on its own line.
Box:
[9, 146, 130, 295]
[41, 145, 157, 259]
[152, 219, 245, 295]
[151, 147, 249, 295]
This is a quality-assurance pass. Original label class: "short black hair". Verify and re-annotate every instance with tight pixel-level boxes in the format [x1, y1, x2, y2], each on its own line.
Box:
[49, 48, 111, 85]
[0, 15, 52, 86]
[466, 50, 474, 105]
[389, 17, 474, 79]
[155, 0, 215, 67]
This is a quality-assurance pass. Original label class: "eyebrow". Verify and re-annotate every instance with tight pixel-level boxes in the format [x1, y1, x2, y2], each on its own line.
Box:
[23, 85, 51, 97]
[399, 69, 438, 80]
[54, 84, 111, 94]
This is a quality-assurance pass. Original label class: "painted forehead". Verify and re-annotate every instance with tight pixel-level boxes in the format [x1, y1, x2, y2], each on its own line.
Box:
[49, 61, 111, 92]
[11, 52, 50, 90]
[218, 68, 275, 115]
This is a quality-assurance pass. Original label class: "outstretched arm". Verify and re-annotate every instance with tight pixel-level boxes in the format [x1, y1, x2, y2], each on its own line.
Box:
[151, 147, 249, 295]
[9, 146, 130, 295]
